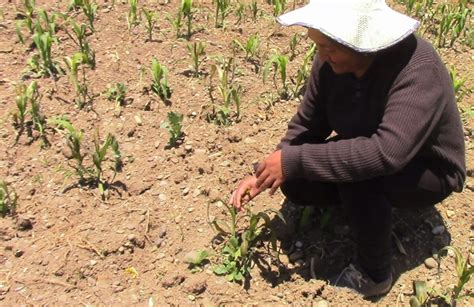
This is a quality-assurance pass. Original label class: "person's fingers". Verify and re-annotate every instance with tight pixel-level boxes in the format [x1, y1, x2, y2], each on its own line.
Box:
[255, 161, 265, 177]
[259, 176, 276, 192]
[269, 179, 283, 195]
[255, 171, 269, 188]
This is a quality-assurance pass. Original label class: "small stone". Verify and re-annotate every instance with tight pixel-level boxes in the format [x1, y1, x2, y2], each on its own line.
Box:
[159, 194, 167, 201]
[188, 294, 196, 301]
[162, 275, 185, 288]
[182, 187, 190, 196]
[155, 238, 164, 248]
[424, 257, 438, 269]
[446, 210, 455, 218]
[159, 226, 167, 238]
[188, 207, 194, 213]
[185, 280, 207, 295]
[184, 145, 193, 153]
[193, 189, 201, 197]
[16, 218, 33, 231]
[316, 300, 329, 307]
[432, 225, 445, 235]
[14, 250, 24, 257]
[276, 292, 284, 298]
[90, 260, 97, 266]
[128, 234, 137, 242]
[134, 114, 143, 125]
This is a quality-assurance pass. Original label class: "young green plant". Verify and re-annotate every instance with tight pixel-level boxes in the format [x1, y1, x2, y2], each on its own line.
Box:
[160, 111, 184, 147]
[64, 52, 91, 108]
[209, 202, 285, 282]
[82, 0, 97, 32]
[105, 82, 128, 108]
[187, 41, 205, 76]
[263, 53, 289, 98]
[292, 43, 316, 98]
[127, 0, 139, 30]
[180, 0, 193, 38]
[142, 8, 156, 41]
[0, 181, 18, 217]
[214, 0, 230, 28]
[150, 58, 172, 101]
[66, 19, 95, 68]
[233, 34, 260, 61]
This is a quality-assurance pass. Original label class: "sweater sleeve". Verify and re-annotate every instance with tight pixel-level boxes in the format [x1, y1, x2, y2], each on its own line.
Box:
[281, 62, 448, 182]
[276, 56, 332, 150]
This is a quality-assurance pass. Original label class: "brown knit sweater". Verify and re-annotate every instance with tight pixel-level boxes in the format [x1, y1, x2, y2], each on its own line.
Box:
[277, 34, 466, 192]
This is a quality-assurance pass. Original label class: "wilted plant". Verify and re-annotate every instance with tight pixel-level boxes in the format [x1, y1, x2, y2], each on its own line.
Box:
[150, 58, 172, 101]
[233, 34, 260, 61]
[160, 111, 184, 147]
[105, 82, 128, 108]
[0, 181, 18, 217]
[263, 53, 289, 98]
[214, 0, 230, 28]
[82, 0, 97, 32]
[187, 41, 206, 76]
[142, 8, 156, 41]
[209, 202, 285, 282]
[127, 0, 139, 30]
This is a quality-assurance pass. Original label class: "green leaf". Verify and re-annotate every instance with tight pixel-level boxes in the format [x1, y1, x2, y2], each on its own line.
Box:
[213, 264, 229, 275]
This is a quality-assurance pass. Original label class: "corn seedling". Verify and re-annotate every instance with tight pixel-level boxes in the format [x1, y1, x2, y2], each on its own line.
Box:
[141, 8, 156, 41]
[27, 22, 61, 77]
[249, 1, 258, 22]
[150, 58, 172, 101]
[0, 181, 18, 217]
[263, 53, 289, 98]
[92, 132, 123, 199]
[12, 81, 42, 144]
[233, 34, 260, 61]
[180, 0, 193, 39]
[15, 0, 36, 44]
[214, 0, 230, 28]
[187, 41, 205, 76]
[82, 0, 97, 32]
[65, 52, 91, 109]
[209, 202, 285, 282]
[268, 0, 286, 16]
[29, 88, 49, 147]
[235, 3, 245, 24]
[105, 83, 128, 108]
[207, 58, 242, 125]
[291, 43, 316, 98]
[166, 10, 183, 38]
[66, 19, 95, 68]
[127, 0, 139, 30]
[68, 0, 84, 11]
[449, 65, 467, 103]
[48, 117, 87, 180]
[160, 111, 184, 147]
[289, 33, 301, 60]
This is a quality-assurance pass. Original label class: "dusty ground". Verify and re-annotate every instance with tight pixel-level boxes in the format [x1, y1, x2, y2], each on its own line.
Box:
[0, 0, 473, 305]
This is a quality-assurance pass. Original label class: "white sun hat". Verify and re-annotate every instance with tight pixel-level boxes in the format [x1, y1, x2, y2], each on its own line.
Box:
[277, 0, 419, 52]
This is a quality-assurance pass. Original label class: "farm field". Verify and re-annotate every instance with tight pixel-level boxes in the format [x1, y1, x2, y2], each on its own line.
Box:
[0, 0, 473, 305]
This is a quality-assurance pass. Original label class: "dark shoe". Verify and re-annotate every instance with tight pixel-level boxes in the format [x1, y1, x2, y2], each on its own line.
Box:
[329, 264, 393, 298]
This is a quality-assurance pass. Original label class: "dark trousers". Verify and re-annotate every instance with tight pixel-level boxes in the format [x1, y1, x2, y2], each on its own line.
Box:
[280, 154, 451, 282]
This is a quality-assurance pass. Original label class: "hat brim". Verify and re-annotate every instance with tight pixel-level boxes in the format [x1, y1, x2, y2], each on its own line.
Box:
[277, 2, 419, 52]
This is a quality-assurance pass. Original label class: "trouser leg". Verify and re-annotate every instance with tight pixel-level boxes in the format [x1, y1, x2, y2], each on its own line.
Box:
[280, 156, 451, 282]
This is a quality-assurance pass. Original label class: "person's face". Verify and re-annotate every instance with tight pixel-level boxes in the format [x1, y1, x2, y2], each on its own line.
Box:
[307, 28, 369, 77]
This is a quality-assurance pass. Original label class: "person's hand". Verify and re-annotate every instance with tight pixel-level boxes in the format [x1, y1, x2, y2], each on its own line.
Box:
[255, 150, 284, 195]
[229, 176, 263, 211]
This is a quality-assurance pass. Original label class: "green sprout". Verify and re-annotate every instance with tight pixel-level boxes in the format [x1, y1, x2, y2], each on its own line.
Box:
[64, 52, 92, 109]
[142, 8, 156, 41]
[233, 34, 260, 61]
[28, 23, 60, 77]
[263, 53, 289, 98]
[150, 58, 172, 101]
[187, 41, 206, 76]
[82, 0, 97, 32]
[68, 0, 84, 11]
[0, 181, 18, 217]
[127, 0, 139, 30]
[66, 19, 95, 68]
[249, 1, 258, 22]
[104, 82, 128, 108]
[289, 33, 301, 60]
[214, 0, 230, 28]
[160, 111, 184, 147]
[292, 43, 316, 98]
[181, 0, 193, 39]
[209, 202, 285, 282]
[235, 3, 245, 24]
